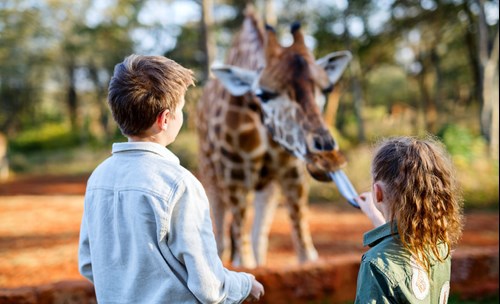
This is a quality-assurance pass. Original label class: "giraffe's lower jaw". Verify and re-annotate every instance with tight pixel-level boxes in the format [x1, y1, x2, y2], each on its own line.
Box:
[329, 170, 360, 209]
[304, 150, 347, 178]
[306, 163, 334, 182]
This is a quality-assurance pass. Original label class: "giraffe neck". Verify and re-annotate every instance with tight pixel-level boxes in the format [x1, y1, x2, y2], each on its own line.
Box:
[261, 98, 307, 160]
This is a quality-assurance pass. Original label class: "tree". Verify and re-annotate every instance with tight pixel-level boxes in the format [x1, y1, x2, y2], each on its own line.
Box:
[475, 0, 499, 158]
[2, 0, 497, 155]
[261, 0, 276, 25]
[41, 0, 145, 139]
[0, 2, 48, 134]
[482, 24, 499, 158]
[201, 0, 216, 81]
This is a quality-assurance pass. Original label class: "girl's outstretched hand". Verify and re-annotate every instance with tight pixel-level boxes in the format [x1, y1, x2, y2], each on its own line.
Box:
[354, 192, 386, 228]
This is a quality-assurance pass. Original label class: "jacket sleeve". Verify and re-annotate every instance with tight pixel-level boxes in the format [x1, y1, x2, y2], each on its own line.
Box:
[167, 175, 252, 304]
[78, 206, 94, 283]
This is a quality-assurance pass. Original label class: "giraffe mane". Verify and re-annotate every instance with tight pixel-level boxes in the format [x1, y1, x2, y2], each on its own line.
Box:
[226, 8, 265, 70]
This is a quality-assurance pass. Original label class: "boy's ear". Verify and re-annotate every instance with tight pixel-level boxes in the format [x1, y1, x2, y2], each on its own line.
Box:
[211, 65, 258, 96]
[157, 109, 170, 130]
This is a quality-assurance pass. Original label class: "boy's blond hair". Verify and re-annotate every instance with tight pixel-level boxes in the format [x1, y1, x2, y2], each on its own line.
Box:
[372, 136, 463, 270]
[108, 55, 195, 136]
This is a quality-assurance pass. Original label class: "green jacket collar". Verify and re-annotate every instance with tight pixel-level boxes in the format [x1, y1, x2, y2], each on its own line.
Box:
[363, 221, 398, 247]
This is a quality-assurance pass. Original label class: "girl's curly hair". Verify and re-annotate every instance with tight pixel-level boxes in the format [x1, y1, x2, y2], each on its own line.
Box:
[372, 136, 464, 270]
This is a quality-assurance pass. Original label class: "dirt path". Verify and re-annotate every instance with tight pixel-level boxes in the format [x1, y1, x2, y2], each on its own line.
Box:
[0, 175, 498, 289]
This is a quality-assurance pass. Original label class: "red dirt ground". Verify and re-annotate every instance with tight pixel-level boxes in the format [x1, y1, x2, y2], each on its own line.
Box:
[0, 174, 498, 290]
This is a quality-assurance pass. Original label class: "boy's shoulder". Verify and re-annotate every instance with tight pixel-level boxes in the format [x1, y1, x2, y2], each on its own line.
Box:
[87, 145, 199, 194]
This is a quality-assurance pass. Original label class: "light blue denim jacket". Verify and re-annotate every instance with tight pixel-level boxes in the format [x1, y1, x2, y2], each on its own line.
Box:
[79, 142, 252, 304]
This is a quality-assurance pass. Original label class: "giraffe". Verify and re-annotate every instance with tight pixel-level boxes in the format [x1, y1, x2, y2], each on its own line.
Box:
[196, 9, 352, 268]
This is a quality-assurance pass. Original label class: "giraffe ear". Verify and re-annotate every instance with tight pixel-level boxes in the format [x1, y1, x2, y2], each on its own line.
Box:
[211, 65, 258, 96]
[316, 50, 352, 85]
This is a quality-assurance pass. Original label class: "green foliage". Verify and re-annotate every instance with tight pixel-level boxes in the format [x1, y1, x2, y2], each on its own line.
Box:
[169, 130, 199, 173]
[458, 157, 498, 210]
[437, 123, 488, 163]
[9, 127, 200, 175]
[448, 293, 500, 304]
[6, 116, 498, 210]
[0, 3, 48, 132]
[9, 146, 111, 175]
[365, 65, 415, 107]
[321, 110, 498, 210]
[164, 25, 204, 81]
[304, 292, 499, 303]
[436, 124, 497, 209]
[2, 0, 498, 212]
[9, 123, 81, 152]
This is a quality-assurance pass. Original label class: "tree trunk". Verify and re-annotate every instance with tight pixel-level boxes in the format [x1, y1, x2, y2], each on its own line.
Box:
[351, 59, 365, 143]
[482, 26, 499, 158]
[262, 0, 276, 25]
[66, 62, 78, 132]
[201, 0, 215, 82]
[476, 0, 490, 138]
[418, 72, 438, 133]
[462, 2, 482, 107]
[342, 5, 365, 143]
[88, 63, 111, 141]
[431, 47, 444, 118]
[490, 77, 498, 159]
[416, 48, 438, 133]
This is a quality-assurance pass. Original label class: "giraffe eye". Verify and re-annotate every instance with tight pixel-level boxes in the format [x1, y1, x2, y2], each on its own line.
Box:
[255, 89, 279, 102]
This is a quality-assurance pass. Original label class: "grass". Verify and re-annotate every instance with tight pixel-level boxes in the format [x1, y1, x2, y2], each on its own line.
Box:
[307, 293, 500, 304]
[9, 145, 112, 176]
[448, 294, 500, 304]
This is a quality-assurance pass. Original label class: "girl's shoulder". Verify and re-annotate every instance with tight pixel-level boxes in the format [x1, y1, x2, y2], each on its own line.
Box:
[362, 237, 412, 285]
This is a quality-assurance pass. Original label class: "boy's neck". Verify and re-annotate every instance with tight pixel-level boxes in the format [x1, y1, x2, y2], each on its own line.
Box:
[127, 134, 169, 147]
[125, 122, 172, 146]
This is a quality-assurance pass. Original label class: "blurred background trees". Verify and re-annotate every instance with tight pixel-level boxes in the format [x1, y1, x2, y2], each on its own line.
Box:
[0, 0, 498, 206]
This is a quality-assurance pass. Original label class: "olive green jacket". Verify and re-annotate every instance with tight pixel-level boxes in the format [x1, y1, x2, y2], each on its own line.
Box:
[355, 222, 451, 304]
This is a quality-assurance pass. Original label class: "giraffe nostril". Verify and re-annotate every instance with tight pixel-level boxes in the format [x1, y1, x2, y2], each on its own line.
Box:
[324, 139, 335, 151]
[313, 137, 335, 151]
[313, 138, 323, 151]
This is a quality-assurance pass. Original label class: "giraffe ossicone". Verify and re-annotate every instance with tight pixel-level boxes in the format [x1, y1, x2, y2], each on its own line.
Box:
[197, 9, 353, 268]
[212, 41, 352, 175]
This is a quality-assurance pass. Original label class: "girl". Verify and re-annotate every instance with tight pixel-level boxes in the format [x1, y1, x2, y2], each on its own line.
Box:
[354, 136, 463, 303]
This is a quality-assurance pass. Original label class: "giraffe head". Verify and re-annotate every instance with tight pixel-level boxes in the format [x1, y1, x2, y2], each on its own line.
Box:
[212, 22, 352, 180]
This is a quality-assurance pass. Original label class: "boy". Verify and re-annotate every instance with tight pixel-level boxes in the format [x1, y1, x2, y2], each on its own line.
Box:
[78, 55, 264, 303]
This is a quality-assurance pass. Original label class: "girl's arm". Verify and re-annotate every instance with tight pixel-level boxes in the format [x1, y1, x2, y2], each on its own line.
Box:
[354, 191, 387, 228]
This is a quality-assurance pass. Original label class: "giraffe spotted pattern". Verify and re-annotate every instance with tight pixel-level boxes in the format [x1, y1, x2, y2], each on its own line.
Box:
[197, 7, 352, 268]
